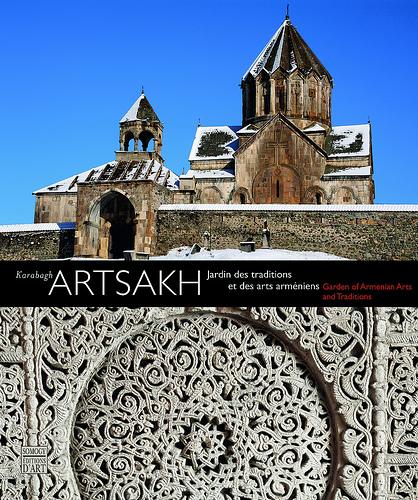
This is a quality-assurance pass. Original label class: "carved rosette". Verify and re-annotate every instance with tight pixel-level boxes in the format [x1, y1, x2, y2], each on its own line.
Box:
[71, 315, 333, 499]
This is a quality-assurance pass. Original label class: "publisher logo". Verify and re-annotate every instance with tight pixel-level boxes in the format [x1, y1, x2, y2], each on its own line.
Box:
[21, 447, 48, 474]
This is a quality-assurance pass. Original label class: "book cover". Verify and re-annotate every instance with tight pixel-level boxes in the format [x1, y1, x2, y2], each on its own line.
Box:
[0, 2, 417, 499]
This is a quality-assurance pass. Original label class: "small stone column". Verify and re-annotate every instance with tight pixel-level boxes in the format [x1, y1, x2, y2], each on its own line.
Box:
[262, 219, 271, 249]
[203, 231, 210, 249]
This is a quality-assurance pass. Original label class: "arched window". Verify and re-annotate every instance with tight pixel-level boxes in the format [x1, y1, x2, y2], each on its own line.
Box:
[246, 77, 256, 121]
[276, 180, 280, 198]
[278, 84, 286, 112]
[123, 132, 135, 152]
[262, 74, 271, 115]
[138, 131, 155, 152]
[316, 192, 322, 205]
[239, 193, 246, 205]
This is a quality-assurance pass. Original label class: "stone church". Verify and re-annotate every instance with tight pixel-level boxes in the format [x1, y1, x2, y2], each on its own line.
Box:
[33, 14, 374, 258]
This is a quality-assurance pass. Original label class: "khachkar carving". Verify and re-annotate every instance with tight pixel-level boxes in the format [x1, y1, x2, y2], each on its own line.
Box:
[0, 306, 417, 499]
[382, 308, 418, 499]
[71, 315, 333, 499]
[250, 308, 374, 500]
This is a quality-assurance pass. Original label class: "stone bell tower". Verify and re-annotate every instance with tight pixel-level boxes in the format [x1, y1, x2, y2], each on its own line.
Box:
[241, 14, 333, 131]
[117, 90, 164, 163]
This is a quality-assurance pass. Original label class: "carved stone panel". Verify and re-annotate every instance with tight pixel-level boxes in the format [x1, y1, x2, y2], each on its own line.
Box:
[71, 315, 332, 499]
[0, 307, 416, 499]
[380, 308, 418, 500]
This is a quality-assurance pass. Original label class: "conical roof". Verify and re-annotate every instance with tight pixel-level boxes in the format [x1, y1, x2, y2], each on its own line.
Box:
[120, 92, 161, 123]
[243, 18, 332, 82]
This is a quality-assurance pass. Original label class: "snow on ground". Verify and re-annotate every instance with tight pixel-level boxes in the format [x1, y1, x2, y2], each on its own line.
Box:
[152, 247, 347, 261]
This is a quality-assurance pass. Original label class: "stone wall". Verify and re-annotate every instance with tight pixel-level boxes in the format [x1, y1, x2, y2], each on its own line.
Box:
[0, 229, 75, 260]
[156, 205, 418, 260]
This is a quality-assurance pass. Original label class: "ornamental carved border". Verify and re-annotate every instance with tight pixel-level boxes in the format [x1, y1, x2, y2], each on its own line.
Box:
[373, 308, 418, 500]
[0, 307, 416, 499]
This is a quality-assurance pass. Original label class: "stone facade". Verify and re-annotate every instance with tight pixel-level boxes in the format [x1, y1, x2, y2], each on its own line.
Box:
[235, 114, 326, 203]
[32, 93, 179, 258]
[0, 306, 417, 499]
[34, 193, 78, 223]
[156, 206, 418, 260]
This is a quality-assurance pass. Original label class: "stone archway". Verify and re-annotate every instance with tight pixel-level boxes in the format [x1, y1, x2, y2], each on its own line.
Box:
[88, 191, 136, 259]
[303, 186, 327, 205]
[231, 187, 252, 204]
[252, 166, 301, 204]
[70, 314, 333, 499]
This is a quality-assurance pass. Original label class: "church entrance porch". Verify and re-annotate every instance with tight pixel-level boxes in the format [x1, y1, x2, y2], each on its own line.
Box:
[86, 191, 136, 259]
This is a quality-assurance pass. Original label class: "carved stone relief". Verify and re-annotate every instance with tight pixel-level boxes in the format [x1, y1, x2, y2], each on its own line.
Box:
[71, 315, 332, 499]
[379, 308, 418, 500]
[0, 307, 416, 499]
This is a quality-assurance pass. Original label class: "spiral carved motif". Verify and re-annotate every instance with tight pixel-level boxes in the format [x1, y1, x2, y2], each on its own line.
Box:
[71, 315, 332, 499]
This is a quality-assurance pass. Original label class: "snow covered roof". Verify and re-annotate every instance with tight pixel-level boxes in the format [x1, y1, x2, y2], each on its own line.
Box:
[323, 166, 372, 178]
[326, 124, 371, 158]
[183, 168, 235, 180]
[243, 18, 332, 81]
[304, 123, 326, 133]
[189, 126, 241, 161]
[159, 204, 418, 213]
[34, 162, 116, 194]
[0, 222, 76, 233]
[120, 93, 160, 123]
[34, 160, 179, 194]
[237, 124, 259, 135]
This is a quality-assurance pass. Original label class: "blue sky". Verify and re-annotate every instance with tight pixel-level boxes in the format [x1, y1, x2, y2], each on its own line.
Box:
[0, 0, 417, 223]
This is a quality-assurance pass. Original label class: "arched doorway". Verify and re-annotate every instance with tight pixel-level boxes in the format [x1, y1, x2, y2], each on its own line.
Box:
[232, 188, 251, 204]
[303, 187, 327, 205]
[252, 166, 301, 203]
[71, 315, 333, 499]
[89, 191, 136, 259]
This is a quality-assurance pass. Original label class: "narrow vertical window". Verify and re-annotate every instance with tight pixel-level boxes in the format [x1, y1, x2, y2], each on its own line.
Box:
[276, 180, 280, 198]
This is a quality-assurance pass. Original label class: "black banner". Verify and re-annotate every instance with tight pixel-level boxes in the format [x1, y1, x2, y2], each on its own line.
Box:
[0, 260, 416, 306]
